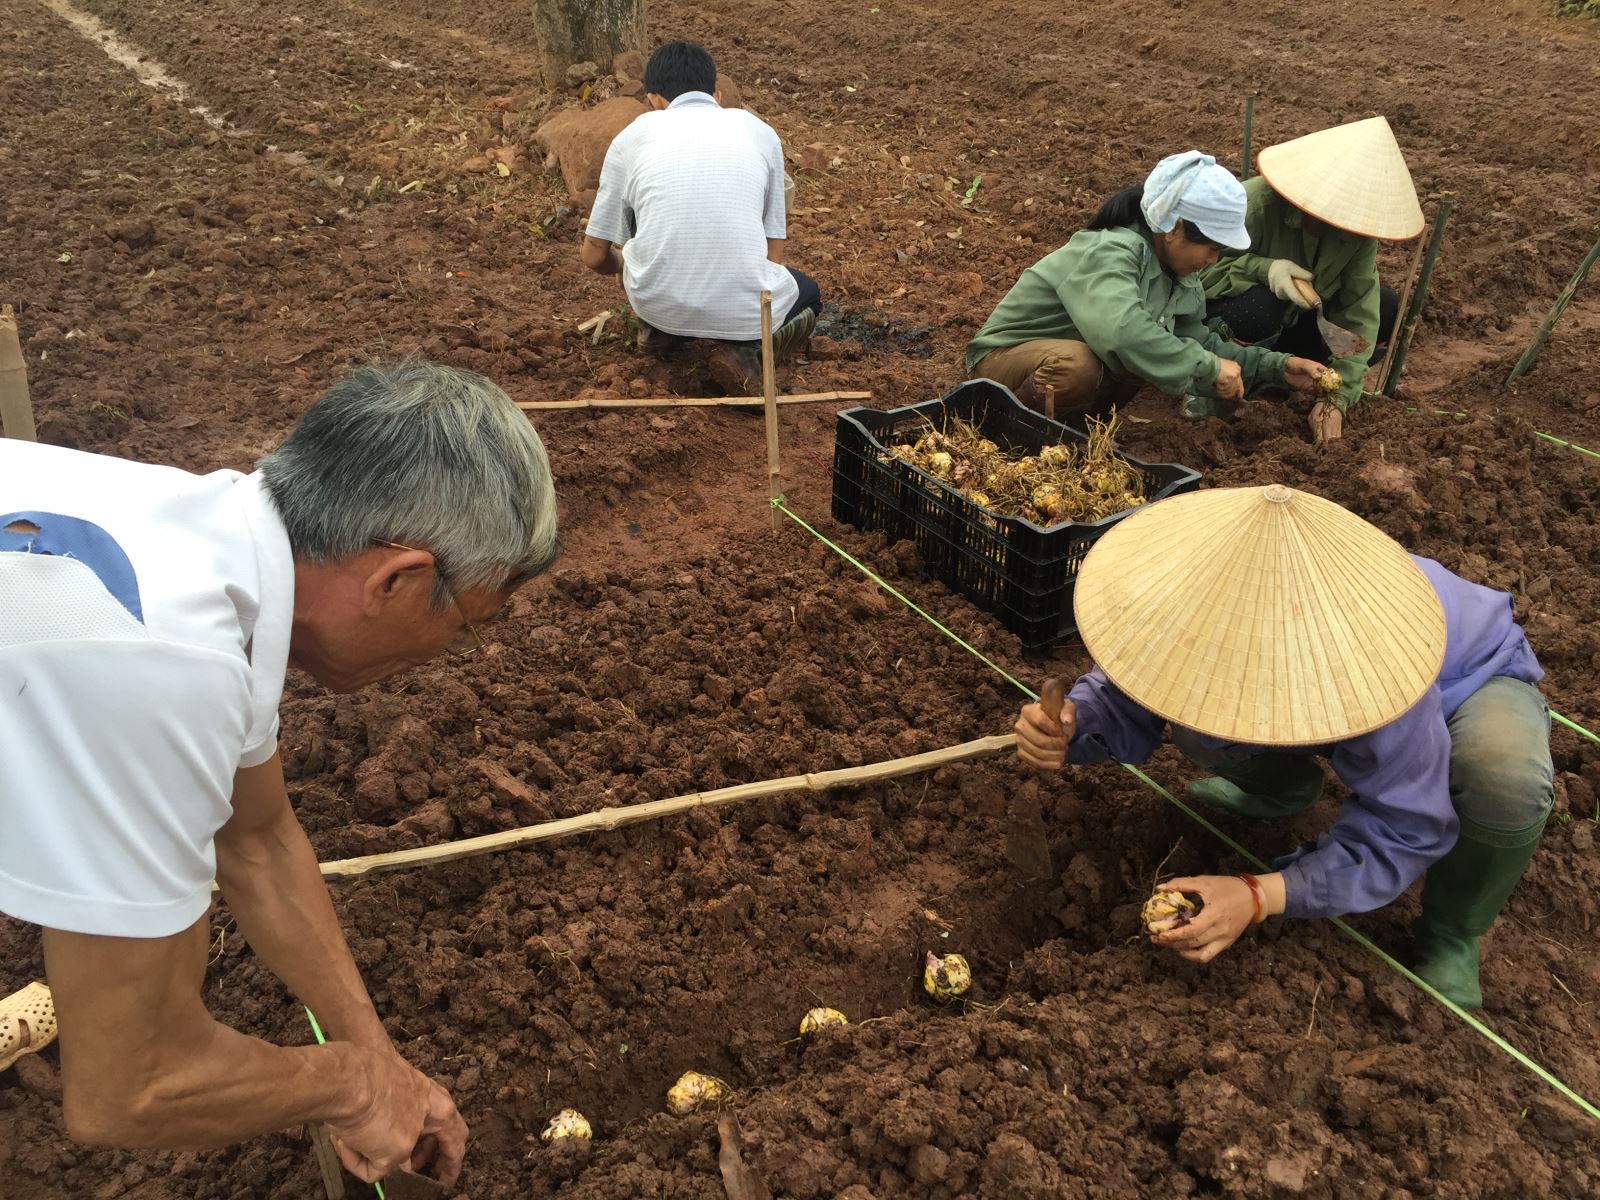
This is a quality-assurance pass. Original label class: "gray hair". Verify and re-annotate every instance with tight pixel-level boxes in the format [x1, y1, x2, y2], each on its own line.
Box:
[258, 359, 558, 605]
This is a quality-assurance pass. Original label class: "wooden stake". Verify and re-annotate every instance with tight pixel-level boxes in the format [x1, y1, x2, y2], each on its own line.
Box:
[1241, 94, 1256, 180]
[1382, 192, 1453, 398]
[307, 1125, 347, 1199]
[1506, 228, 1600, 385]
[516, 390, 869, 412]
[318, 733, 1019, 882]
[760, 289, 781, 529]
[1378, 231, 1429, 397]
[0, 305, 37, 442]
[1043, 382, 1056, 422]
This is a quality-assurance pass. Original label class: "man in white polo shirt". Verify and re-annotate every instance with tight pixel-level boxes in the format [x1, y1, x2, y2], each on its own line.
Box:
[581, 40, 822, 393]
[0, 360, 558, 1190]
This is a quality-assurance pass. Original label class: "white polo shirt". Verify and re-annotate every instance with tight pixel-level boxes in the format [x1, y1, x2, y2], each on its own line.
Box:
[586, 91, 798, 340]
[0, 441, 293, 938]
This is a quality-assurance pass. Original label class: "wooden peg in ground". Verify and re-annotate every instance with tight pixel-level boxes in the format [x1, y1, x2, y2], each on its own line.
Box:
[0, 304, 38, 442]
[307, 1125, 346, 1200]
[1005, 678, 1063, 881]
[717, 1113, 772, 1200]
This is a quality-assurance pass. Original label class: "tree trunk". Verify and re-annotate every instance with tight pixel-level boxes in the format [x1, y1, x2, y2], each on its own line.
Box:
[532, 0, 646, 91]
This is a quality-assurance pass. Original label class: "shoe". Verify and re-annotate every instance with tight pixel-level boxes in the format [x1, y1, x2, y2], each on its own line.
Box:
[637, 325, 689, 358]
[1410, 815, 1546, 1009]
[772, 306, 817, 362]
[703, 309, 817, 395]
[704, 342, 762, 395]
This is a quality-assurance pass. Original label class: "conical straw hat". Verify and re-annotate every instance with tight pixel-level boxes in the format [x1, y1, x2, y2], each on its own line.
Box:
[1073, 485, 1446, 746]
[1257, 117, 1424, 240]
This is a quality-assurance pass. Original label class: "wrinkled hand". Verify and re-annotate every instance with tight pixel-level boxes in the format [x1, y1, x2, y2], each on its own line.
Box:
[1283, 357, 1330, 394]
[1213, 358, 1245, 404]
[1309, 401, 1344, 445]
[1268, 259, 1315, 306]
[1148, 875, 1258, 963]
[330, 1052, 469, 1187]
[1014, 698, 1077, 771]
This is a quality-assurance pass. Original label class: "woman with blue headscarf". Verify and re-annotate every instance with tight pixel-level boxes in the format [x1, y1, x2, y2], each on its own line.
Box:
[967, 151, 1329, 417]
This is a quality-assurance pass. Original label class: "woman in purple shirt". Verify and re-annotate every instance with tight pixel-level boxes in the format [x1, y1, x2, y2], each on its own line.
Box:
[1015, 485, 1552, 1009]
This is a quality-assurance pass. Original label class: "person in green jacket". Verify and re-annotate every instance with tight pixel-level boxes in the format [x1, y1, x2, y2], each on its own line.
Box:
[1198, 117, 1424, 445]
[966, 150, 1329, 418]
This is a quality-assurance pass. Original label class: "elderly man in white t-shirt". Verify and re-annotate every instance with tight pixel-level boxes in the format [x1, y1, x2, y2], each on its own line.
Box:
[581, 40, 822, 393]
[0, 360, 558, 1190]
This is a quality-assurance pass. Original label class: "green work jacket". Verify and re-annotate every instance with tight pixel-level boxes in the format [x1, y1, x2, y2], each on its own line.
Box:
[1198, 176, 1381, 412]
[965, 226, 1287, 399]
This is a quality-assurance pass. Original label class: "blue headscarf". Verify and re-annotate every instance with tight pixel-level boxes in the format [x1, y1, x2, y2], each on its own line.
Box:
[1140, 151, 1251, 250]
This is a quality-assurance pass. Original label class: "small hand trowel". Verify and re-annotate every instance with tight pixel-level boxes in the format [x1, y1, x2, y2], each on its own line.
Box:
[1005, 677, 1064, 881]
[379, 1168, 450, 1200]
[1292, 278, 1369, 359]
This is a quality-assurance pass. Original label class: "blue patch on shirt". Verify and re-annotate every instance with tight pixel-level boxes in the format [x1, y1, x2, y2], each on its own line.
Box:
[0, 510, 144, 624]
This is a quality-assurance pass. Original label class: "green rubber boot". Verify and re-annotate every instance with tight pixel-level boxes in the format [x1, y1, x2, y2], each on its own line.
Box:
[1181, 749, 1326, 820]
[1411, 815, 1547, 1009]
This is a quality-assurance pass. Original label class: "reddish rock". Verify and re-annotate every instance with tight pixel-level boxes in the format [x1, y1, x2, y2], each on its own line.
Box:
[534, 97, 649, 204]
[611, 49, 646, 81]
[798, 143, 843, 173]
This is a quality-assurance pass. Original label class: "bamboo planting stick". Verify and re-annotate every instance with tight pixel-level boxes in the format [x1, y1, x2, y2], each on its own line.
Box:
[307, 1125, 347, 1200]
[1506, 228, 1600, 385]
[516, 390, 869, 411]
[1241, 94, 1256, 180]
[1382, 192, 1453, 397]
[761, 289, 781, 529]
[1378, 231, 1430, 396]
[317, 733, 1019, 882]
[0, 305, 37, 442]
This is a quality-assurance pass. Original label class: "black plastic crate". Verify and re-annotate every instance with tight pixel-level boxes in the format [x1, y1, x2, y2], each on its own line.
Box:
[831, 380, 1202, 649]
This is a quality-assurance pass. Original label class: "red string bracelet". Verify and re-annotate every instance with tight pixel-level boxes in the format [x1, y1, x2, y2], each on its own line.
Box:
[1237, 873, 1266, 925]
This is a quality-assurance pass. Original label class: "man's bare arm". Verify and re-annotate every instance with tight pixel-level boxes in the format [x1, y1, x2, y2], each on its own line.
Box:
[214, 754, 388, 1052]
[581, 235, 624, 275]
[44, 919, 370, 1150]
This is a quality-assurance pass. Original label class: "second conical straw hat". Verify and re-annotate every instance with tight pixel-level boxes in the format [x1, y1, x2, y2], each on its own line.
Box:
[1073, 485, 1446, 746]
[1257, 116, 1424, 240]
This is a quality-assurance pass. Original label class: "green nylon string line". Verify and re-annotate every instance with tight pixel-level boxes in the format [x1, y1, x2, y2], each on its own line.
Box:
[305, 1008, 387, 1200]
[1365, 393, 1599, 461]
[1106, 764, 1600, 1122]
[1553, 711, 1600, 746]
[1533, 431, 1600, 461]
[772, 496, 1600, 1122]
[771, 498, 1037, 697]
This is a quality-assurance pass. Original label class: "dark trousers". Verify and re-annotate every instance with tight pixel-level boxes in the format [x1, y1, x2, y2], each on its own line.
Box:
[640, 267, 820, 351]
[1207, 283, 1399, 365]
[784, 267, 823, 323]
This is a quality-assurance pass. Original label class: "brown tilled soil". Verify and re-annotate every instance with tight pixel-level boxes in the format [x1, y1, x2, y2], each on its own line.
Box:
[3, 0, 1599, 1197]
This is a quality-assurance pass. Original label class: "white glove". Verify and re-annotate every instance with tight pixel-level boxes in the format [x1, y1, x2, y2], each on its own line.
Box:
[1267, 259, 1314, 307]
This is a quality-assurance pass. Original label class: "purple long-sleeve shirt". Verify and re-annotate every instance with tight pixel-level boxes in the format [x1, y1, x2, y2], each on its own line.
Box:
[1064, 557, 1543, 919]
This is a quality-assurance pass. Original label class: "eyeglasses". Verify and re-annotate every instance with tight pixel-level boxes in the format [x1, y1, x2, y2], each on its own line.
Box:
[376, 540, 485, 657]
